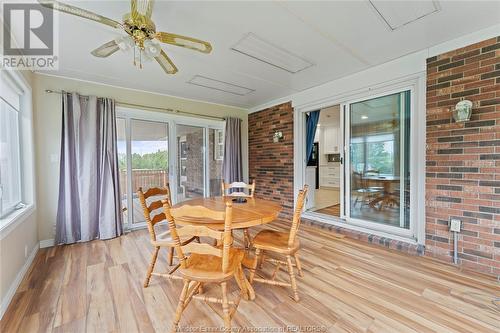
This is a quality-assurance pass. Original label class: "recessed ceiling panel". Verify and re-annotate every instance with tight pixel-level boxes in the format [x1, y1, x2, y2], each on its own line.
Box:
[187, 75, 254, 96]
[231, 33, 314, 73]
[369, 0, 440, 30]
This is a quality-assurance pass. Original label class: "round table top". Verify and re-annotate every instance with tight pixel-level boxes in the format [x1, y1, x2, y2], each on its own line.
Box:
[171, 196, 282, 230]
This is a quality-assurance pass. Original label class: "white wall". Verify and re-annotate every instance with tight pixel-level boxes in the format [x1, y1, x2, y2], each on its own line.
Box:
[32, 73, 249, 243]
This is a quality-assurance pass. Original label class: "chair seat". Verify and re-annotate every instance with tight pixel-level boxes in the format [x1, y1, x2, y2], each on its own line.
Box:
[252, 229, 299, 254]
[152, 230, 196, 247]
[179, 248, 244, 282]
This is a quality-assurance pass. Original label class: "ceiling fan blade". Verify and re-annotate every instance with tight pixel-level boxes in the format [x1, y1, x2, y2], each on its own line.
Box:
[38, 0, 122, 29]
[131, 0, 154, 18]
[155, 32, 212, 54]
[155, 50, 178, 75]
[91, 40, 120, 58]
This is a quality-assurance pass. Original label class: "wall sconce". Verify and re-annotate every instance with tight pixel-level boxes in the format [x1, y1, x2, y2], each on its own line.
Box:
[273, 131, 284, 143]
[452, 99, 473, 123]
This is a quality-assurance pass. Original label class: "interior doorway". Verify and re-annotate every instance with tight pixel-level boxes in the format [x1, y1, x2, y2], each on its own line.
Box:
[304, 105, 342, 218]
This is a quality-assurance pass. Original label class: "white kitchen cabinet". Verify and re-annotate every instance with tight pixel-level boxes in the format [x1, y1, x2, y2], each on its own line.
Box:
[323, 126, 340, 154]
[319, 164, 340, 188]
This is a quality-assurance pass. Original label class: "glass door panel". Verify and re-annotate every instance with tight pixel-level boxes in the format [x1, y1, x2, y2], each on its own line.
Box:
[348, 91, 410, 229]
[176, 125, 205, 202]
[209, 128, 224, 196]
[130, 119, 169, 225]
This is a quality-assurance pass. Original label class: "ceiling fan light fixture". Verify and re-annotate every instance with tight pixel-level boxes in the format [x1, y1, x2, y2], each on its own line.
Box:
[115, 35, 134, 51]
[144, 39, 161, 58]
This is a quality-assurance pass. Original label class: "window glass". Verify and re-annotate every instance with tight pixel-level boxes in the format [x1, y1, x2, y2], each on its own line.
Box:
[0, 78, 22, 217]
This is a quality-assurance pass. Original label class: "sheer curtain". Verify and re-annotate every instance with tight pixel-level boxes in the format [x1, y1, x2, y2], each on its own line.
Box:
[55, 92, 123, 244]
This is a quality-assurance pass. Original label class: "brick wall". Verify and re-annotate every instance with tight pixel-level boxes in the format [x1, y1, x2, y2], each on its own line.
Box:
[426, 36, 500, 276]
[249, 102, 294, 218]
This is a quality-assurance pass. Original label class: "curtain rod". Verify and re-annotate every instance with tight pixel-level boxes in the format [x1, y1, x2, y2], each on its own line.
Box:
[44, 89, 226, 121]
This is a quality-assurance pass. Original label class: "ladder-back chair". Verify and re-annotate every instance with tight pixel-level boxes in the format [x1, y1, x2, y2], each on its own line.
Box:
[249, 185, 309, 302]
[138, 186, 197, 287]
[221, 180, 256, 249]
[164, 200, 247, 331]
[221, 180, 256, 197]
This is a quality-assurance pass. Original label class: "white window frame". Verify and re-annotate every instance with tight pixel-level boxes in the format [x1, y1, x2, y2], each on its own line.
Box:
[116, 106, 225, 230]
[0, 70, 36, 238]
[293, 73, 426, 245]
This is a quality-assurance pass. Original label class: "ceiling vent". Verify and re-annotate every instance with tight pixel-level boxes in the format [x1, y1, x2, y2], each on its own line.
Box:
[187, 75, 254, 96]
[369, 0, 440, 30]
[231, 33, 314, 73]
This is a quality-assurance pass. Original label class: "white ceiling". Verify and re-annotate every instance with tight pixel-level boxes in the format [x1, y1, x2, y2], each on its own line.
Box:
[28, 0, 500, 109]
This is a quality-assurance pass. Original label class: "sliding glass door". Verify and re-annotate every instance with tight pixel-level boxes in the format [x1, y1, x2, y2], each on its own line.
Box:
[345, 90, 411, 233]
[117, 108, 224, 229]
[176, 124, 205, 202]
[117, 118, 169, 227]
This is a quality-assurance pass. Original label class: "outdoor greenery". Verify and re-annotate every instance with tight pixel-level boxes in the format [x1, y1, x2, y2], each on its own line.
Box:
[351, 141, 394, 174]
[118, 149, 168, 170]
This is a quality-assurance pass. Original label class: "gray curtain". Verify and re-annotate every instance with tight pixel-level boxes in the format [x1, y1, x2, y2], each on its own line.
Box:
[222, 117, 243, 183]
[55, 92, 123, 244]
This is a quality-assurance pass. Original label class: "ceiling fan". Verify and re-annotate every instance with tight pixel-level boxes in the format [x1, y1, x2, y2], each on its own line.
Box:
[38, 0, 213, 75]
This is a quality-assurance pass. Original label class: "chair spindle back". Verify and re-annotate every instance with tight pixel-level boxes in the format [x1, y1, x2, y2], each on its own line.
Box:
[163, 201, 234, 273]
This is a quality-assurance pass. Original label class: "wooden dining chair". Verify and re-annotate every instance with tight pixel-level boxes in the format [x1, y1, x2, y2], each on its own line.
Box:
[221, 180, 256, 249]
[248, 185, 308, 302]
[221, 180, 256, 197]
[164, 200, 247, 331]
[138, 186, 197, 288]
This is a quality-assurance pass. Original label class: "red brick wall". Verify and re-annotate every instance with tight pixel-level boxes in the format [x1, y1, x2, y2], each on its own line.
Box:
[426, 36, 500, 276]
[249, 102, 294, 218]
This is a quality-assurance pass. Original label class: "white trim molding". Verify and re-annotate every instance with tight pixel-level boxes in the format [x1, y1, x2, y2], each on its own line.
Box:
[39, 239, 55, 248]
[0, 243, 38, 319]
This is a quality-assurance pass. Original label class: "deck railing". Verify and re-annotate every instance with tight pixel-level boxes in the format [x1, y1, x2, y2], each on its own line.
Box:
[119, 169, 168, 193]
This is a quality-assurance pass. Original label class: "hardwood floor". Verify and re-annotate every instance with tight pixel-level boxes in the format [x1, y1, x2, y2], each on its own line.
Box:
[2, 221, 499, 332]
[315, 204, 341, 217]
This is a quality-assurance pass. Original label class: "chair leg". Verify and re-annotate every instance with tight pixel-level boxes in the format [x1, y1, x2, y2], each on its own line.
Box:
[221, 282, 231, 329]
[167, 247, 174, 266]
[294, 253, 304, 277]
[144, 246, 160, 288]
[286, 255, 300, 302]
[249, 248, 261, 283]
[172, 279, 190, 333]
[258, 251, 265, 269]
[243, 229, 251, 250]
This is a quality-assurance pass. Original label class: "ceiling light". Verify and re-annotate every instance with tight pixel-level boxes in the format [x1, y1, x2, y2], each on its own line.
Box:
[369, 0, 440, 30]
[231, 33, 314, 73]
[361, 115, 368, 119]
[188, 75, 254, 96]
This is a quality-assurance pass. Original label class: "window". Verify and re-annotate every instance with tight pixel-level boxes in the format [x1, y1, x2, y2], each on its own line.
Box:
[351, 133, 396, 175]
[0, 74, 23, 218]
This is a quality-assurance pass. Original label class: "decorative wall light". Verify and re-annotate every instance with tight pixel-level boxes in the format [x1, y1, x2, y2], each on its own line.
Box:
[273, 131, 284, 143]
[452, 99, 473, 122]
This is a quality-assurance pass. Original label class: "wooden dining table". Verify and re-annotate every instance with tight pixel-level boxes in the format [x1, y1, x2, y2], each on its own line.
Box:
[171, 196, 282, 300]
[362, 175, 400, 209]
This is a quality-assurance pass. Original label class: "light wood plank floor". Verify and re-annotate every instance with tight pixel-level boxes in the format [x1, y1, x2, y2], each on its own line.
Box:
[2, 221, 499, 332]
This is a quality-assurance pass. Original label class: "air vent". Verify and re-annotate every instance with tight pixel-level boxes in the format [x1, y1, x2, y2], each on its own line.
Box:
[369, 0, 440, 30]
[231, 33, 314, 73]
[188, 75, 254, 96]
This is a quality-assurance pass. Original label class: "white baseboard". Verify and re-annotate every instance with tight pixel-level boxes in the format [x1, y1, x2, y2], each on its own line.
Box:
[39, 239, 55, 248]
[0, 244, 39, 319]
